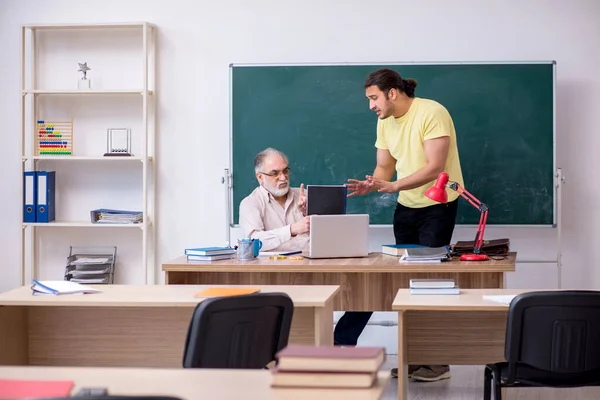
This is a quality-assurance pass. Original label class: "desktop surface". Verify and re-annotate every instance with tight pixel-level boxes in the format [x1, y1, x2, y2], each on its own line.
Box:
[0, 284, 340, 308]
[163, 252, 517, 273]
[392, 288, 536, 311]
[0, 366, 390, 400]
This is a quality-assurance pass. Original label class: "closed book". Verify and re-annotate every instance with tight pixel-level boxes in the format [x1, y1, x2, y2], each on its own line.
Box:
[381, 244, 424, 256]
[404, 246, 450, 259]
[271, 369, 376, 388]
[409, 286, 460, 295]
[276, 345, 385, 373]
[185, 247, 235, 256]
[187, 254, 234, 262]
[409, 279, 456, 289]
[0, 379, 74, 398]
[194, 287, 260, 297]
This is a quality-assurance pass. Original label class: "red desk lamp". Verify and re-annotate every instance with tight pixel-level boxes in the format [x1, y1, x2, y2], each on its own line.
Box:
[425, 172, 489, 261]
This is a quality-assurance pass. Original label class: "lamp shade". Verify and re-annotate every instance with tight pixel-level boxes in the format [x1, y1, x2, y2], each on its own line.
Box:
[425, 172, 449, 204]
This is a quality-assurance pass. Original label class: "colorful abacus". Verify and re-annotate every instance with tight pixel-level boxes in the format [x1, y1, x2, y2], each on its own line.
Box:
[37, 120, 73, 155]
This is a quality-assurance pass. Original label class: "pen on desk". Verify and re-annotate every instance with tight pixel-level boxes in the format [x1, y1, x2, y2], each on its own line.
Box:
[280, 251, 302, 256]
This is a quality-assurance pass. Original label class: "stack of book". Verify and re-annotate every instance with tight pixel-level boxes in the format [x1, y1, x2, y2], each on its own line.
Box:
[409, 278, 460, 295]
[271, 345, 385, 388]
[185, 246, 235, 262]
[399, 245, 450, 263]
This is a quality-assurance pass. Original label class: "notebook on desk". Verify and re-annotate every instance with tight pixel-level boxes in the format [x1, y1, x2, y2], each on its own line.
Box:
[303, 214, 369, 259]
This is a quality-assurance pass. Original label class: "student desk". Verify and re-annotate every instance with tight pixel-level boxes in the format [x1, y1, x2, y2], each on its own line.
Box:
[0, 366, 390, 400]
[0, 284, 338, 367]
[162, 253, 517, 310]
[392, 288, 529, 400]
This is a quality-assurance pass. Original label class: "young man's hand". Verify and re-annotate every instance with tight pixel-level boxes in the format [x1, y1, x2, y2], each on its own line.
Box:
[367, 175, 401, 193]
[346, 178, 373, 197]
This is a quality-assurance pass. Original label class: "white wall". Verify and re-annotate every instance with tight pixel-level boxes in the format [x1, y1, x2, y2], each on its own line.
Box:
[1, 1, 599, 305]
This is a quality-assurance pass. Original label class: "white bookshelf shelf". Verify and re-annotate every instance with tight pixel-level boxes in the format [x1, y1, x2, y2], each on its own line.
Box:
[23, 90, 153, 95]
[23, 22, 157, 30]
[23, 156, 153, 162]
[23, 221, 149, 228]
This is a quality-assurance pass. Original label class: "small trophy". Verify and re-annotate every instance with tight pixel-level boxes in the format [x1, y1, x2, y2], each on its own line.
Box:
[104, 128, 132, 156]
[78, 62, 91, 90]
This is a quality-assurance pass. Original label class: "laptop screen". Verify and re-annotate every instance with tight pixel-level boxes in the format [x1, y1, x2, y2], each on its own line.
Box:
[306, 185, 347, 215]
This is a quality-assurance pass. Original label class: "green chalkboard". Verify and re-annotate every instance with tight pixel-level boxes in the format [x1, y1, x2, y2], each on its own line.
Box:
[230, 63, 555, 225]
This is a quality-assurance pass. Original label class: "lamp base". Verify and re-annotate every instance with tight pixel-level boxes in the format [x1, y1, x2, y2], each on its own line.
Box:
[459, 253, 489, 261]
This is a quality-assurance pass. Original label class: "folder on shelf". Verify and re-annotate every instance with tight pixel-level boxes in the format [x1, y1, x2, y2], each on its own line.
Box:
[36, 171, 56, 223]
[23, 171, 37, 222]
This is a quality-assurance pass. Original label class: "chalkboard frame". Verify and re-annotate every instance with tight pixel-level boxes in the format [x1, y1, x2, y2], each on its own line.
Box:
[227, 61, 557, 228]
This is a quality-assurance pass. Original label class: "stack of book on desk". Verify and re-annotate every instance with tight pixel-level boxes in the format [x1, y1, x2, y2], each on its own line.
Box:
[184, 246, 235, 262]
[271, 345, 385, 388]
[399, 245, 450, 263]
[409, 279, 460, 295]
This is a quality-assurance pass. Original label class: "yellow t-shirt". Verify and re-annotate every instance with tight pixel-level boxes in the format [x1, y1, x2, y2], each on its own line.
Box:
[374, 97, 464, 208]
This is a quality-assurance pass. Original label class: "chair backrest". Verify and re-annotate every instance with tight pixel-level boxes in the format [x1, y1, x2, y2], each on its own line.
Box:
[182, 292, 294, 369]
[505, 290, 600, 379]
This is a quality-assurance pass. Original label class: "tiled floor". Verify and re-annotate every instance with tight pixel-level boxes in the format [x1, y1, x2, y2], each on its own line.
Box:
[379, 356, 600, 400]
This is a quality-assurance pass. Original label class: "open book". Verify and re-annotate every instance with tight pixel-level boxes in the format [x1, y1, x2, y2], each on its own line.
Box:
[31, 280, 102, 295]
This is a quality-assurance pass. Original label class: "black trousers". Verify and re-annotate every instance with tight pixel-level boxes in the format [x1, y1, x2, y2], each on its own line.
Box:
[333, 200, 459, 346]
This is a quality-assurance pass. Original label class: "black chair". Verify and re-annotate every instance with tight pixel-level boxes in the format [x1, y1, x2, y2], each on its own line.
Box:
[484, 290, 600, 400]
[182, 292, 294, 369]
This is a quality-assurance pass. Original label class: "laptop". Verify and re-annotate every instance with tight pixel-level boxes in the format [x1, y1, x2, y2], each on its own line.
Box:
[303, 214, 370, 259]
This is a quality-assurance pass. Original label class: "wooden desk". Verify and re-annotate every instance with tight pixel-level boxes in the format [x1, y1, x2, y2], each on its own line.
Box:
[0, 284, 338, 368]
[162, 253, 516, 310]
[0, 366, 390, 400]
[392, 288, 529, 400]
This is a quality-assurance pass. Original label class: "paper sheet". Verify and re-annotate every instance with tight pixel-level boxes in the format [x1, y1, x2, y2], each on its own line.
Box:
[483, 294, 517, 305]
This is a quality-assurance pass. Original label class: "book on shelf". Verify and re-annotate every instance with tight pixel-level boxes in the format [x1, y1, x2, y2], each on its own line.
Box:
[185, 246, 235, 256]
[271, 369, 377, 388]
[31, 280, 102, 295]
[409, 279, 456, 289]
[409, 286, 460, 295]
[381, 243, 425, 256]
[275, 345, 385, 373]
[186, 254, 235, 262]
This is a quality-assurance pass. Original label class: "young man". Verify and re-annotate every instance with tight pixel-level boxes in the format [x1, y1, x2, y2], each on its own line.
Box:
[239, 147, 310, 252]
[340, 68, 464, 382]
